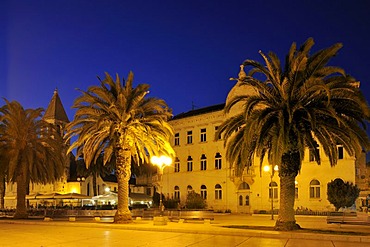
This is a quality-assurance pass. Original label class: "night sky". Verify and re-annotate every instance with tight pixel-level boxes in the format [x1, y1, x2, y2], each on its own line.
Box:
[1, 1, 370, 120]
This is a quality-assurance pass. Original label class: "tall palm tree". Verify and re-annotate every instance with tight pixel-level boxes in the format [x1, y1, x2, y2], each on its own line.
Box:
[0, 100, 66, 218]
[0, 145, 7, 209]
[76, 154, 114, 196]
[65, 71, 175, 224]
[217, 38, 370, 230]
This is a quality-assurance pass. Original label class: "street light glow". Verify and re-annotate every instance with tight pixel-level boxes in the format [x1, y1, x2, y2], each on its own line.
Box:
[151, 155, 172, 168]
[264, 164, 278, 220]
[150, 155, 172, 217]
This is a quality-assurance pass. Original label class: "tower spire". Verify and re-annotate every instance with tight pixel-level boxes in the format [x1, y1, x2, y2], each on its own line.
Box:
[43, 89, 70, 124]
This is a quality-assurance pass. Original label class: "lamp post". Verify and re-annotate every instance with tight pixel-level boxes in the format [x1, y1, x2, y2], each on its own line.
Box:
[150, 155, 172, 216]
[263, 164, 278, 220]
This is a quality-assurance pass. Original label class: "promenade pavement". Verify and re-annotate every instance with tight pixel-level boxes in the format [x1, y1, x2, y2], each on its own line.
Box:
[1, 214, 370, 246]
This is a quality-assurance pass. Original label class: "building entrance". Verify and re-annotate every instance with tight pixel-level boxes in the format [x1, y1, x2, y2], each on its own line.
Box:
[237, 182, 251, 213]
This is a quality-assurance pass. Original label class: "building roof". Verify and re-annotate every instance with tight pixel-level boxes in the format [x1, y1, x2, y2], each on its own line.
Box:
[43, 89, 70, 123]
[171, 103, 225, 120]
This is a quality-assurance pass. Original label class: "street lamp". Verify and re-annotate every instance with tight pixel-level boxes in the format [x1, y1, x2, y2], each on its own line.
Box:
[150, 155, 172, 216]
[263, 164, 278, 220]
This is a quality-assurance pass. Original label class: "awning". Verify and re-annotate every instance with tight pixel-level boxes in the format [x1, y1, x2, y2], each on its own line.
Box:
[54, 192, 91, 199]
[26, 193, 42, 199]
[36, 193, 62, 199]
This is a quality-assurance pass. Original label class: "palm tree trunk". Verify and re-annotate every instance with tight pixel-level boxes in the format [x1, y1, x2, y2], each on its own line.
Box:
[114, 148, 132, 223]
[14, 163, 28, 219]
[0, 173, 5, 209]
[275, 152, 301, 231]
[93, 173, 97, 196]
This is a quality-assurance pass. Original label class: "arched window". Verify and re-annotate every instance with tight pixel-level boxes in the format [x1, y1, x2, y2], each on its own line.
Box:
[200, 185, 207, 199]
[215, 153, 222, 169]
[174, 186, 180, 200]
[187, 185, 193, 193]
[200, 154, 207, 171]
[269, 181, 278, 199]
[215, 184, 222, 200]
[245, 195, 250, 206]
[238, 182, 250, 190]
[310, 179, 321, 198]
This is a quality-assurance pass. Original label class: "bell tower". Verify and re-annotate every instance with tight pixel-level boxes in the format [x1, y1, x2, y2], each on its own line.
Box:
[43, 89, 71, 192]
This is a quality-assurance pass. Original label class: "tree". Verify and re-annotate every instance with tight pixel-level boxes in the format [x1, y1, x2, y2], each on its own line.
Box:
[65, 71, 175, 224]
[0, 100, 65, 218]
[76, 154, 114, 196]
[0, 145, 7, 209]
[185, 191, 207, 209]
[217, 38, 370, 230]
[327, 178, 360, 211]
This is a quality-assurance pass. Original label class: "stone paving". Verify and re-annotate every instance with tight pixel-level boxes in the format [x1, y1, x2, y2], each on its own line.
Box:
[1, 214, 370, 246]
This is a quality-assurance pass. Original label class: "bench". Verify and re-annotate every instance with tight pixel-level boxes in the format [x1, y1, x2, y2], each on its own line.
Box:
[327, 211, 370, 225]
[43, 209, 115, 221]
[166, 210, 214, 223]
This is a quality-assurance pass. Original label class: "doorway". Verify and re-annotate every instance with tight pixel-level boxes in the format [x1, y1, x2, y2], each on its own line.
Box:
[237, 182, 251, 213]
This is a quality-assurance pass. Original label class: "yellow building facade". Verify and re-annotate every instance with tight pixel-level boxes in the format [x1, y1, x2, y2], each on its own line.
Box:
[162, 81, 363, 213]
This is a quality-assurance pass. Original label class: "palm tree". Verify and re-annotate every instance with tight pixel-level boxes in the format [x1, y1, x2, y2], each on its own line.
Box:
[76, 154, 114, 196]
[65, 71, 175, 224]
[217, 38, 370, 230]
[0, 100, 66, 218]
[0, 145, 7, 209]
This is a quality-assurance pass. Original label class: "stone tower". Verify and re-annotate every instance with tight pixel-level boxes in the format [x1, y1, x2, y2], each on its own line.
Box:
[42, 89, 71, 192]
[43, 89, 70, 133]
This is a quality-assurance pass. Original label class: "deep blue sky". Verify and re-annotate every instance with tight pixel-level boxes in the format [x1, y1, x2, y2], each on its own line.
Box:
[1, 0, 370, 121]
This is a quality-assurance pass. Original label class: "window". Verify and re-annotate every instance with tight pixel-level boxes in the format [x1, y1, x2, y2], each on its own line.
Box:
[310, 179, 321, 198]
[295, 181, 298, 199]
[187, 131, 193, 144]
[245, 195, 250, 206]
[174, 133, 180, 146]
[200, 154, 207, 170]
[174, 186, 180, 200]
[215, 126, 221, 140]
[201, 185, 207, 199]
[215, 184, 222, 200]
[239, 195, 243, 206]
[309, 145, 319, 162]
[187, 185, 193, 193]
[187, 156, 193, 171]
[215, 153, 222, 169]
[238, 194, 249, 206]
[238, 182, 250, 190]
[269, 181, 278, 199]
[200, 128, 207, 142]
[338, 146, 344, 159]
[174, 157, 180, 172]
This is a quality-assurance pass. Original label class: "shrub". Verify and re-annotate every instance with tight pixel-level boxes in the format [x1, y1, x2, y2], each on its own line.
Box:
[185, 191, 207, 209]
[163, 198, 180, 209]
[327, 178, 360, 211]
